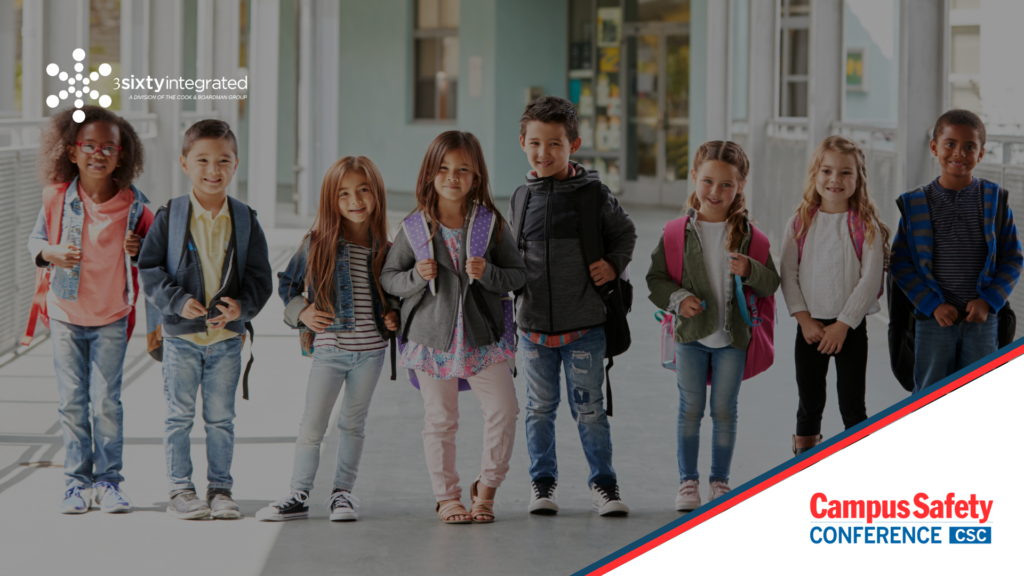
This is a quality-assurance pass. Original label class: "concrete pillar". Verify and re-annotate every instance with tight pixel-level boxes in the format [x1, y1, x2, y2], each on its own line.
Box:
[296, 0, 339, 217]
[0, 0, 14, 112]
[704, 0, 730, 142]
[212, 0, 241, 197]
[21, 1, 44, 122]
[744, 0, 774, 212]
[897, 0, 945, 191]
[806, 0, 843, 157]
[120, 0, 151, 114]
[43, 0, 89, 117]
[248, 0, 280, 227]
[149, 0, 183, 204]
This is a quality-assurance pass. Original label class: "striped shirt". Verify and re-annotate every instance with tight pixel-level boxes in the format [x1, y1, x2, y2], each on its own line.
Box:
[313, 244, 387, 352]
[926, 177, 988, 310]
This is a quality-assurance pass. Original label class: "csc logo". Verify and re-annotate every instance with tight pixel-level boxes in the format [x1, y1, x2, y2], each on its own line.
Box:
[949, 527, 992, 544]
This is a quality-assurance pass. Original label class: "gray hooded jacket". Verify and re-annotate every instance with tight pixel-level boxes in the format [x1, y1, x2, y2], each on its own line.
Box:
[509, 162, 637, 334]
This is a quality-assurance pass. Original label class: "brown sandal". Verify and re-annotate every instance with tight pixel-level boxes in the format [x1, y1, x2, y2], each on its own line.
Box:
[470, 476, 495, 524]
[436, 500, 472, 524]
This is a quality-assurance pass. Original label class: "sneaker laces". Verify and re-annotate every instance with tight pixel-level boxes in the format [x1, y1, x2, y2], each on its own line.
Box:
[532, 480, 556, 500]
[93, 481, 129, 505]
[64, 486, 86, 500]
[710, 482, 731, 498]
[594, 484, 621, 502]
[325, 490, 360, 512]
[271, 490, 309, 510]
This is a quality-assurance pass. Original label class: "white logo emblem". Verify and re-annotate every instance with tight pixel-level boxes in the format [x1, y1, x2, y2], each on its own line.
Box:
[45, 48, 114, 123]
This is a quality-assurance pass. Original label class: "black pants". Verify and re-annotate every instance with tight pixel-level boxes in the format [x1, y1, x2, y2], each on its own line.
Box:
[794, 318, 868, 436]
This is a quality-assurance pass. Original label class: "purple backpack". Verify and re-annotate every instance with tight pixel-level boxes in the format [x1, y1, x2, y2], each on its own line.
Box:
[399, 204, 516, 391]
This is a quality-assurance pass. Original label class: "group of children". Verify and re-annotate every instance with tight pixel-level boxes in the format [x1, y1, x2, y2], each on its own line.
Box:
[28, 97, 1018, 521]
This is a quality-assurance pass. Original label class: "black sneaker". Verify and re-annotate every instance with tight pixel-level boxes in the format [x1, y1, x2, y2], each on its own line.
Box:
[255, 490, 309, 522]
[528, 478, 559, 515]
[591, 484, 629, 516]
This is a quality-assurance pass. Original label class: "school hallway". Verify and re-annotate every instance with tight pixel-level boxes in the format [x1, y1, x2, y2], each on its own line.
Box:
[0, 204, 910, 576]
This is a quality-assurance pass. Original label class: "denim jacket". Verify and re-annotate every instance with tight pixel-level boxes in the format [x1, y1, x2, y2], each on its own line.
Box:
[27, 176, 150, 304]
[278, 235, 397, 356]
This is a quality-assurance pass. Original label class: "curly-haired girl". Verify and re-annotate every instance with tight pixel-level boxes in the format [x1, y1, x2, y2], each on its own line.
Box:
[780, 135, 890, 455]
[26, 105, 153, 514]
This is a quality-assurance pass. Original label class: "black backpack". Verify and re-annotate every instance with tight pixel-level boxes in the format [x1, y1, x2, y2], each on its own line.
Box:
[512, 180, 632, 416]
[888, 186, 1017, 392]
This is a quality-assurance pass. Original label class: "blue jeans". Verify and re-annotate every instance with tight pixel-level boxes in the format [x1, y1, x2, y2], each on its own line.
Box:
[914, 314, 998, 393]
[162, 336, 242, 492]
[290, 347, 386, 493]
[50, 317, 129, 488]
[522, 327, 616, 487]
[675, 341, 746, 484]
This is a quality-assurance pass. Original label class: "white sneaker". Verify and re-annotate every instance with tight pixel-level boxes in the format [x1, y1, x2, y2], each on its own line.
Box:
[528, 479, 559, 515]
[256, 490, 309, 522]
[59, 486, 93, 514]
[675, 480, 701, 511]
[326, 490, 360, 522]
[591, 484, 629, 516]
[92, 481, 133, 513]
[708, 480, 731, 502]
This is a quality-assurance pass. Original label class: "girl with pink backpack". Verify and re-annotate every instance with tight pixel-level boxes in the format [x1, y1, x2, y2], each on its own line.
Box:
[646, 141, 780, 512]
[780, 136, 889, 456]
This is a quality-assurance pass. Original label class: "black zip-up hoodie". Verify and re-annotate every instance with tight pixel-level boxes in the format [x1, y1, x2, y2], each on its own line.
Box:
[509, 161, 637, 334]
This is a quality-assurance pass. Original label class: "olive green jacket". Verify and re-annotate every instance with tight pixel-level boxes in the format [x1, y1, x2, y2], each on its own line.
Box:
[646, 209, 780, 351]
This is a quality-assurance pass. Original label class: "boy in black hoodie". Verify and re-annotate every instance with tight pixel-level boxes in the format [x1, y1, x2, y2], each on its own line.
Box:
[509, 96, 637, 516]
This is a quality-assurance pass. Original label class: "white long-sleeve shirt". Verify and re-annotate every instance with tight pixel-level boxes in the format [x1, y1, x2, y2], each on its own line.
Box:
[779, 211, 884, 328]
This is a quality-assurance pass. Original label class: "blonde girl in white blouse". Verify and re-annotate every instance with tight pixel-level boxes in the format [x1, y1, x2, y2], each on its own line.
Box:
[780, 136, 890, 456]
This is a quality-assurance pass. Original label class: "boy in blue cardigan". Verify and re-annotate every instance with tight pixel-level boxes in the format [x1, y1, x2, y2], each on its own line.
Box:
[139, 120, 273, 519]
[890, 109, 1022, 392]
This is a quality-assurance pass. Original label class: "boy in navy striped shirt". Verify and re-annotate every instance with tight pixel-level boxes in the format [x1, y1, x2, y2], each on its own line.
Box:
[890, 110, 1023, 392]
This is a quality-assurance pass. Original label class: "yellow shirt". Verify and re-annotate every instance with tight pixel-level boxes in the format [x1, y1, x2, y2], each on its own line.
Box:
[178, 189, 236, 346]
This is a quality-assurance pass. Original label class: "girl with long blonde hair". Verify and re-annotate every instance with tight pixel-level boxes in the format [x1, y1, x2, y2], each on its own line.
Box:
[780, 135, 889, 455]
[258, 156, 398, 523]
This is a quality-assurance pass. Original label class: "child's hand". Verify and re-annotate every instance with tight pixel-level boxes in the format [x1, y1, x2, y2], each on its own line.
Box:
[207, 296, 241, 330]
[383, 311, 399, 332]
[817, 321, 850, 354]
[965, 299, 990, 323]
[678, 296, 704, 319]
[589, 259, 617, 286]
[466, 257, 487, 280]
[181, 298, 208, 320]
[933, 303, 958, 328]
[728, 253, 751, 278]
[795, 312, 825, 344]
[416, 258, 438, 282]
[43, 243, 82, 269]
[298, 304, 333, 333]
[124, 232, 142, 257]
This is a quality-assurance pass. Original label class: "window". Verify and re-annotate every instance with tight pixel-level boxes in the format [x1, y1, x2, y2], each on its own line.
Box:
[949, 25, 981, 112]
[778, 0, 809, 118]
[413, 0, 459, 121]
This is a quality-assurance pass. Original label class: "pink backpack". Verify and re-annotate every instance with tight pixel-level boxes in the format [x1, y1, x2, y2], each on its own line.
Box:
[793, 207, 884, 299]
[659, 215, 775, 381]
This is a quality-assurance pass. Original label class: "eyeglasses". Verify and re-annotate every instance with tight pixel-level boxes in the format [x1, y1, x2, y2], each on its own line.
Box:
[75, 142, 122, 157]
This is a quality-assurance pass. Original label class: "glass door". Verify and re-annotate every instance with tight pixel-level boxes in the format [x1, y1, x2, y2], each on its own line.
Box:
[623, 23, 689, 205]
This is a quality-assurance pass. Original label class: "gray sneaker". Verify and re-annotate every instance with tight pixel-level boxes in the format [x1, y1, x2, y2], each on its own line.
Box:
[167, 489, 212, 520]
[207, 488, 241, 519]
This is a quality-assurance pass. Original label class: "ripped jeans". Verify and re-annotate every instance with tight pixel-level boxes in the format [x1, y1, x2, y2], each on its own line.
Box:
[521, 327, 616, 487]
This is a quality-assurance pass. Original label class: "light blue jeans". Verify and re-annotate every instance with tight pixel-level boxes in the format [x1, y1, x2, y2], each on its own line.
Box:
[914, 314, 999, 393]
[522, 327, 616, 487]
[162, 335, 242, 492]
[675, 341, 746, 484]
[290, 347, 386, 493]
[51, 316, 129, 488]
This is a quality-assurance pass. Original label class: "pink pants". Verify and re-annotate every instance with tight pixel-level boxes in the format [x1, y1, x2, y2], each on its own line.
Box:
[416, 362, 519, 501]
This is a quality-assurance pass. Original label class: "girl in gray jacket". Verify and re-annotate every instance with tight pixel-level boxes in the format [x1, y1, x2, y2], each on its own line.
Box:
[381, 131, 526, 524]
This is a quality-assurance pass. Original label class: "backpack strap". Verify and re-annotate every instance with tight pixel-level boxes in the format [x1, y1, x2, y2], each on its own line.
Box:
[577, 181, 605, 268]
[400, 211, 436, 295]
[511, 185, 530, 250]
[848, 209, 866, 260]
[229, 196, 252, 279]
[663, 215, 690, 285]
[794, 206, 819, 264]
[22, 184, 70, 346]
[166, 196, 191, 279]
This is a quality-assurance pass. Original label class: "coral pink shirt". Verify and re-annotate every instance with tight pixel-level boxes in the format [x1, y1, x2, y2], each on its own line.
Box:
[47, 184, 132, 326]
